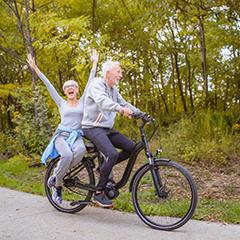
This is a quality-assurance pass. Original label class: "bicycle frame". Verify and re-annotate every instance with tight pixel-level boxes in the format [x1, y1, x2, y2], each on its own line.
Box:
[64, 114, 169, 197]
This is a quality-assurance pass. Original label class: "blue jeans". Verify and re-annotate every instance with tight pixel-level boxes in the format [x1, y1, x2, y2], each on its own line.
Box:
[83, 128, 135, 191]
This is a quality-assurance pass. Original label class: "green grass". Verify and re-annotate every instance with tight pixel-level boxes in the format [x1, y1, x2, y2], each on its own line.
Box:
[194, 198, 240, 224]
[0, 155, 46, 195]
[0, 155, 239, 225]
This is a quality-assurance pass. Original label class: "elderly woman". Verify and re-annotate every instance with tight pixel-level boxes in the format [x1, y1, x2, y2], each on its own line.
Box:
[27, 50, 98, 204]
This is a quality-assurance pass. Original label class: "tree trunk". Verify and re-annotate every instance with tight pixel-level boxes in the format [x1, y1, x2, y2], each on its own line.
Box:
[233, 47, 240, 107]
[223, 78, 229, 111]
[7, 0, 40, 130]
[214, 70, 218, 108]
[147, 60, 169, 115]
[170, 54, 176, 113]
[185, 53, 194, 110]
[174, 52, 187, 113]
[197, 17, 208, 107]
[157, 86, 169, 114]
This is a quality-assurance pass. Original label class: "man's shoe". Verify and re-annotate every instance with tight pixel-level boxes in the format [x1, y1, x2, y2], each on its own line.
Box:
[92, 191, 115, 208]
[47, 175, 55, 188]
[52, 186, 62, 204]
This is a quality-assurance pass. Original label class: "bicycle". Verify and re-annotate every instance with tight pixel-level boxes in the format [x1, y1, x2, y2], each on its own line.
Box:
[44, 112, 198, 231]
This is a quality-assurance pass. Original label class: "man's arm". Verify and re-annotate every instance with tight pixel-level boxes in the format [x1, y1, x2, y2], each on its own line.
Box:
[90, 81, 122, 112]
[116, 90, 141, 115]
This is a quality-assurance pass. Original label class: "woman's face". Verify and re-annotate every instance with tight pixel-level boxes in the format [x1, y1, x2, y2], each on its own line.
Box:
[63, 84, 79, 100]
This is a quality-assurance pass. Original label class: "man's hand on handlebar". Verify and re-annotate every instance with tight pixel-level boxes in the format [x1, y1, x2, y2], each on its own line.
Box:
[119, 107, 133, 119]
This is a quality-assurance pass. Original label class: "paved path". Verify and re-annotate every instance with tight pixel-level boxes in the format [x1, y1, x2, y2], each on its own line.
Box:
[0, 187, 239, 240]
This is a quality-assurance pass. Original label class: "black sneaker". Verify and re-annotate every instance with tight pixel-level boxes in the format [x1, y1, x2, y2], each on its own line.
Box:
[92, 191, 115, 208]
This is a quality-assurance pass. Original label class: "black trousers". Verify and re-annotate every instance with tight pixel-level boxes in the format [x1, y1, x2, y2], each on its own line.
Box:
[83, 127, 135, 191]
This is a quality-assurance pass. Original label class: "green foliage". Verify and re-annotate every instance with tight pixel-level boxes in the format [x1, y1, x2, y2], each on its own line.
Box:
[1, 85, 58, 156]
[159, 110, 240, 165]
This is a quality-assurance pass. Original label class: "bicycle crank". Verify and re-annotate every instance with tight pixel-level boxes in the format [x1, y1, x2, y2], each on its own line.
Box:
[105, 182, 119, 200]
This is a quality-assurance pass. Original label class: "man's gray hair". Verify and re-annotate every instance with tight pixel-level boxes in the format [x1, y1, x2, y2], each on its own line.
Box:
[102, 60, 120, 77]
[62, 80, 79, 90]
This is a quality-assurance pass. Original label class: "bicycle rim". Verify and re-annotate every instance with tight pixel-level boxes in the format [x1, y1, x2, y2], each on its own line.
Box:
[132, 160, 198, 230]
[45, 157, 95, 213]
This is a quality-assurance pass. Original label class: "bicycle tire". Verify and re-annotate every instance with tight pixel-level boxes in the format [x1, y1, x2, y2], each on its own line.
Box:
[132, 160, 198, 230]
[45, 156, 95, 213]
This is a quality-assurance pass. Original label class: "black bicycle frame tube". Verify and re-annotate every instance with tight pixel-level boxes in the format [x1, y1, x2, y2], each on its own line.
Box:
[139, 121, 152, 160]
[115, 120, 156, 190]
[114, 140, 145, 190]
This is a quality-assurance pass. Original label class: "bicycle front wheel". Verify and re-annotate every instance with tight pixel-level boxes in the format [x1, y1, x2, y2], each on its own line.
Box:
[45, 157, 95, 213]
[132, 160, 198, 230]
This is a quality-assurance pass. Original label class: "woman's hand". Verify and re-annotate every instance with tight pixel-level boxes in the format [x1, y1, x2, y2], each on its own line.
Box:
[27, 54, 36, 68]
[91, 49, 98, 71]
[91, 49, 99, 63]
[27, 54, 41, 75]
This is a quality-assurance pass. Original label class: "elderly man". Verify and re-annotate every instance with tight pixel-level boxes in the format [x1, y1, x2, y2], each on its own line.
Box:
[82, 60, 142, 207]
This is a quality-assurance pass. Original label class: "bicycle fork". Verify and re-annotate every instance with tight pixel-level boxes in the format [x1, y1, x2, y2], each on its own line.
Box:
[140, 121, 168, 198]
[148, 149, 169, 198]
[149, 163, 168, 198]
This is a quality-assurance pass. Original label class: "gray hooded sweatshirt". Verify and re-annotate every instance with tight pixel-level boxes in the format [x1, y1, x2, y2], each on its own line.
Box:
[81, 77, 140, 129]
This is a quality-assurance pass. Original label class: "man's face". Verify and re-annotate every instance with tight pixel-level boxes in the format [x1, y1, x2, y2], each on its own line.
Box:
[109, 64, 122, 86]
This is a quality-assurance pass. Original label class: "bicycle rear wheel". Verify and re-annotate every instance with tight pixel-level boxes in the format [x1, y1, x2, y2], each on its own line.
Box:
[132, 160, 198, 230]
[45, 157, 95, 213]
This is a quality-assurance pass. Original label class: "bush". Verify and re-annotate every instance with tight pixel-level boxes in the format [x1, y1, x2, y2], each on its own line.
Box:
[1, 86, 59, 157]
[159, 110, 240, 165]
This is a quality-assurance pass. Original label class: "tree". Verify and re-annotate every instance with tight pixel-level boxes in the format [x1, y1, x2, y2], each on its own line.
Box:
[1, 0, 52, 133]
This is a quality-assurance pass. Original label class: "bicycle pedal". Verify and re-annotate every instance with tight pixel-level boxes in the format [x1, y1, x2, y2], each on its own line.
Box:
[70, 200, 93, 206]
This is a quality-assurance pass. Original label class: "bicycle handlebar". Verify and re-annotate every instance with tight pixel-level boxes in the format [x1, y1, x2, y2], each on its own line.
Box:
[131, 112, 155, 123]
[131, 112, 156, 142]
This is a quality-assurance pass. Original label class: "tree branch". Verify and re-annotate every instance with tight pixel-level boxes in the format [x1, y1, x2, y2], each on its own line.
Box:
[0, 44, 27, 65]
